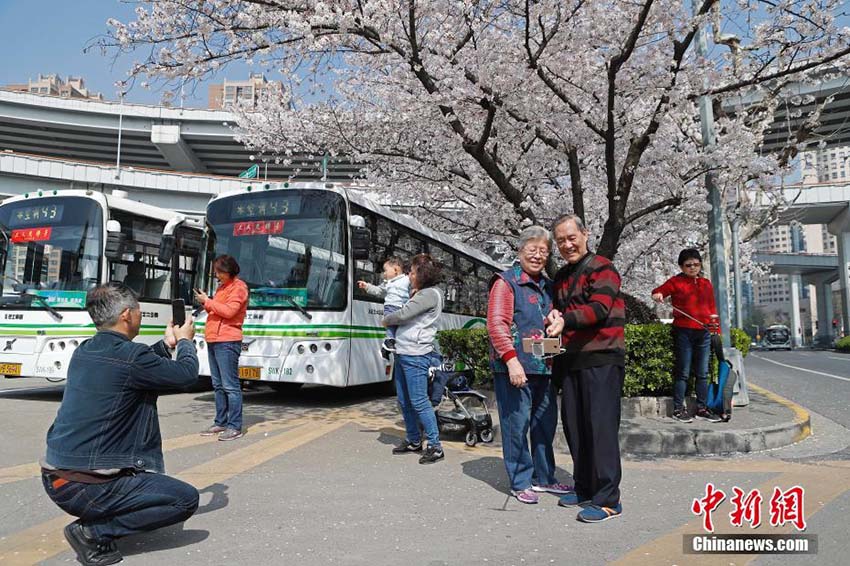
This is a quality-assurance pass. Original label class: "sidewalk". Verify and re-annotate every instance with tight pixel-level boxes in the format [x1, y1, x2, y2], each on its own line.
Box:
[482, 382, 811, 456]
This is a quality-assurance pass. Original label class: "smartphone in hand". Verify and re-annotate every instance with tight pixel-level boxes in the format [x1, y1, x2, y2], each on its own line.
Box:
[172, 299, 186, 327]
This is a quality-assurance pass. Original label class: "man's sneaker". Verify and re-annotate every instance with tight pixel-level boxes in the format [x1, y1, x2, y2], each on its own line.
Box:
[696, 408, 722, 423]
[382, 338, 396, 353]
[558, 492, 590, 507]
[63, 521, 123, 566]
[392, 441, 423, 454]
[200, 425, 226, 436]
[576, 503, 622, 523]
[511, 488, 539, 504]
[671, 409, 693, 423]
[418, 445, 445, 464]
[532, 483, 575, 495]
[218, 428, 244, 441]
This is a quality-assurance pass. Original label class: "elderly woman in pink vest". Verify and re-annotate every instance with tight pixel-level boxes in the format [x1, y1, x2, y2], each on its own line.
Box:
[486, 225, 569, 504]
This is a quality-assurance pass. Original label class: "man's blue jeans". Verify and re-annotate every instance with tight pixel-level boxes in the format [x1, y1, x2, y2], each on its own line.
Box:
[672, 327, 711, 410]
[393, 353, 441, 449]
[42, 471, 199, 541]
[493, 373, 558, 491]
[208, 341, 243, 430]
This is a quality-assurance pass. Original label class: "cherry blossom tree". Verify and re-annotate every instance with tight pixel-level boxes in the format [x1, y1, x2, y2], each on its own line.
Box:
[104, 0, 850, 296]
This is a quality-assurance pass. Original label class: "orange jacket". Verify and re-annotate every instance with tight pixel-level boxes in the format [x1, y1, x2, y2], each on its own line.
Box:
[203, 277, 249, 343]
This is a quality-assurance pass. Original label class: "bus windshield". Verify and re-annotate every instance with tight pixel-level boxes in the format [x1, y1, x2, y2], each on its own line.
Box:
[0, 197, 102, 309]
[766, 327, 790, 343]
[205, 190, 347, 310]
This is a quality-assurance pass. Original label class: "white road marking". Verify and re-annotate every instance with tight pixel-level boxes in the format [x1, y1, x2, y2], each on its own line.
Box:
[753, 354, 850, 383]
[828, 356, 850, 362]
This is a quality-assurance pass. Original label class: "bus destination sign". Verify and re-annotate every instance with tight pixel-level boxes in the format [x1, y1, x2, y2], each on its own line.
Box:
[11, 227, 52, 243]
[231, 196, 301, 220]
[233, 220, 285, 237]
[9, 204, 64, 227]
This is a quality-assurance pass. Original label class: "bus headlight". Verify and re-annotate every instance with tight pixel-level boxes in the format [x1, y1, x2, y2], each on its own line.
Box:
[48, 343, 55, 351]
[70, 340, 79, 348]
[309, 344, 318, 353]
[297, 345, 305, 354]
[54, 361, 62, 370]
[59, 341, 66, 350]
[306, 365, 314, 374]
[323, 343, 332, 352]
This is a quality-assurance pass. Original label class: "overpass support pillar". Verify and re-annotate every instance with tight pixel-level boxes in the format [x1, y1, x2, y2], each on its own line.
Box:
[837, 232, 850, 338]
[789, 274, 803, 347]
[814, 280, 835, 347]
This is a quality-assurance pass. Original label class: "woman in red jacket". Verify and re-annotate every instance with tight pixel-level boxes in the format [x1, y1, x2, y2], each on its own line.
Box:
[194, 255, 249, 441]
[651, 249, 722, 424]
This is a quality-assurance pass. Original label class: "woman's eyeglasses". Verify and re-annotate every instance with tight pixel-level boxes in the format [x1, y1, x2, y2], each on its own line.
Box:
[683, 262, 701, 268]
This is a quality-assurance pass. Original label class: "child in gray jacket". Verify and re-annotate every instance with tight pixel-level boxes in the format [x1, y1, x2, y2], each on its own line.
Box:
[357, 256, 410, 355]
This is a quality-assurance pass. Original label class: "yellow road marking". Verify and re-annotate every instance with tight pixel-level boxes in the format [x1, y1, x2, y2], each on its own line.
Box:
[748, 382, 812, 443]
[0, 409, 351, 487]
[0, 420, 347, 565]
[0, 463, 41, 487]
[611, 467, 850, 565]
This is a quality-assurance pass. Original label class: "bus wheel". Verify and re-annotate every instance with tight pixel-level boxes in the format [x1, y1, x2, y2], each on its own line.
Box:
[268, 382, 303, 394]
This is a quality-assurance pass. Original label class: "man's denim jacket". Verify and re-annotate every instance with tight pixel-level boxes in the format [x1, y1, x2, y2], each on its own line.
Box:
[45, 331, 199, 473]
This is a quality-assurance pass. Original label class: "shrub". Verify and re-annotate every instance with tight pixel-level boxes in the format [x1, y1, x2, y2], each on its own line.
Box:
[623, 293, 659, 324]
[436, 327, 491, 386]
[731, 327, 751, 357]
[440, 323, 749, 395]
[623, 323, 674, 396]
[835, 336, 850, 352]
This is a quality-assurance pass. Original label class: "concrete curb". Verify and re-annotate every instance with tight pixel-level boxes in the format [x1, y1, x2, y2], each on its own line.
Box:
[481, 384, 812, 456]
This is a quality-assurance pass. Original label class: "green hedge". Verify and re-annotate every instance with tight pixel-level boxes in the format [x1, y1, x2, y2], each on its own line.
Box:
[435, 327, 491, 386]
[439, 324, 750, 396]
[835, 336, 850, 352]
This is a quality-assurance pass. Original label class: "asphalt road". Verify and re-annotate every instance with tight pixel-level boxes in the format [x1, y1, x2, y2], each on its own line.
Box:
[746, 349, 850, 429]
[0, 357, 847, 566]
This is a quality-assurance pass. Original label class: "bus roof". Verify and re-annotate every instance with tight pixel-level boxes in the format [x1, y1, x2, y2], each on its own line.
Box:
[210, 182, 505, 270]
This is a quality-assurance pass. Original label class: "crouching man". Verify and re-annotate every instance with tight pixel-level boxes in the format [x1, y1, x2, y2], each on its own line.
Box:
[41, 283, 200, 566]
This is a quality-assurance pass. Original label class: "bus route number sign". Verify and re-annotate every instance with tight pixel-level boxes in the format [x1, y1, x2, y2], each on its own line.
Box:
[9, 204, 64, 227]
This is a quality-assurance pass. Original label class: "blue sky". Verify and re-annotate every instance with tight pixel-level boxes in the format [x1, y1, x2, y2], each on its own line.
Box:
[0, 0, 249, 107]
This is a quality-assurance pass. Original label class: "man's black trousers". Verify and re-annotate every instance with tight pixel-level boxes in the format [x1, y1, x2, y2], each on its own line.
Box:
[559, 364, 625, 508]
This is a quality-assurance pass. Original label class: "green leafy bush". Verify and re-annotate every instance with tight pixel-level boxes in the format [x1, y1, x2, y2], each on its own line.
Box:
[623, 323, 674, 396]
[436, 327, 491, 386]
[731, 327, 751, 357]
[835, 336, 850, 352]
[440, 324, 750, 395]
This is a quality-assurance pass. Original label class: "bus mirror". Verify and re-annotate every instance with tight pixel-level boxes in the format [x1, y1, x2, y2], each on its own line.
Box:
[352, 226, 370, 260]
[106, 220, 121, 233]
[104, 231, 126, 260]
[158, 235, 176, 265]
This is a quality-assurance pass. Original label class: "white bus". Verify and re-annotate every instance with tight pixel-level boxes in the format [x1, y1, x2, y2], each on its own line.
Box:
[0, 189, 203, 381]
[194, 182, 502, 391]
[763, 324, 792, 350]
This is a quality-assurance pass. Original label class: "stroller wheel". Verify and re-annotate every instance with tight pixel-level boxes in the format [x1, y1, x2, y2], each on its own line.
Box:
[479, 429, 494, 443]
[464, 430, 477, 447]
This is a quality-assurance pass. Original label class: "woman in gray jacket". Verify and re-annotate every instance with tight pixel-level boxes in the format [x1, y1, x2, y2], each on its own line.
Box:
[382, 253, 445, 464]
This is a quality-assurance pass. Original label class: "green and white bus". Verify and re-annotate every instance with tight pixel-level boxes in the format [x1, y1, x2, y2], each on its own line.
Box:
[195, 182, 502, 391]
[0, 189, 203, 381]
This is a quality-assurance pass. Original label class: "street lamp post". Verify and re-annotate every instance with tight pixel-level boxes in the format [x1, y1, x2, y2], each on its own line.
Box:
[692, 0, 731, 347]
[115, 90, 125, 180]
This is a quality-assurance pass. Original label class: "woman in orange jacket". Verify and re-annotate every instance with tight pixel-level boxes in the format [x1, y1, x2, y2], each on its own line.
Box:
[194, 255, 249, 441]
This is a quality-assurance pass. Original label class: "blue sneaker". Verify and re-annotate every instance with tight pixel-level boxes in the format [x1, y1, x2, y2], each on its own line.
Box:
[558, 492, 590, 507]
[576, 503, 622, 523]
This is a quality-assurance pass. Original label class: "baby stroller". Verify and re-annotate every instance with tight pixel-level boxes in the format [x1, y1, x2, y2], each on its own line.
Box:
[429, 365, 494, 447]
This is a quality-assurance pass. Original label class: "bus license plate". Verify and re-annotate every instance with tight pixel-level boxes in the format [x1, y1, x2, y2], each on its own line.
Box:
[0, 363, 22, 376]
[238, 366, 261, 380]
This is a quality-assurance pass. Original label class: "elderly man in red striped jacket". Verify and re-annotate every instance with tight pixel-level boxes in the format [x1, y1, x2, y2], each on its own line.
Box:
[547, 214, 626, 524]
